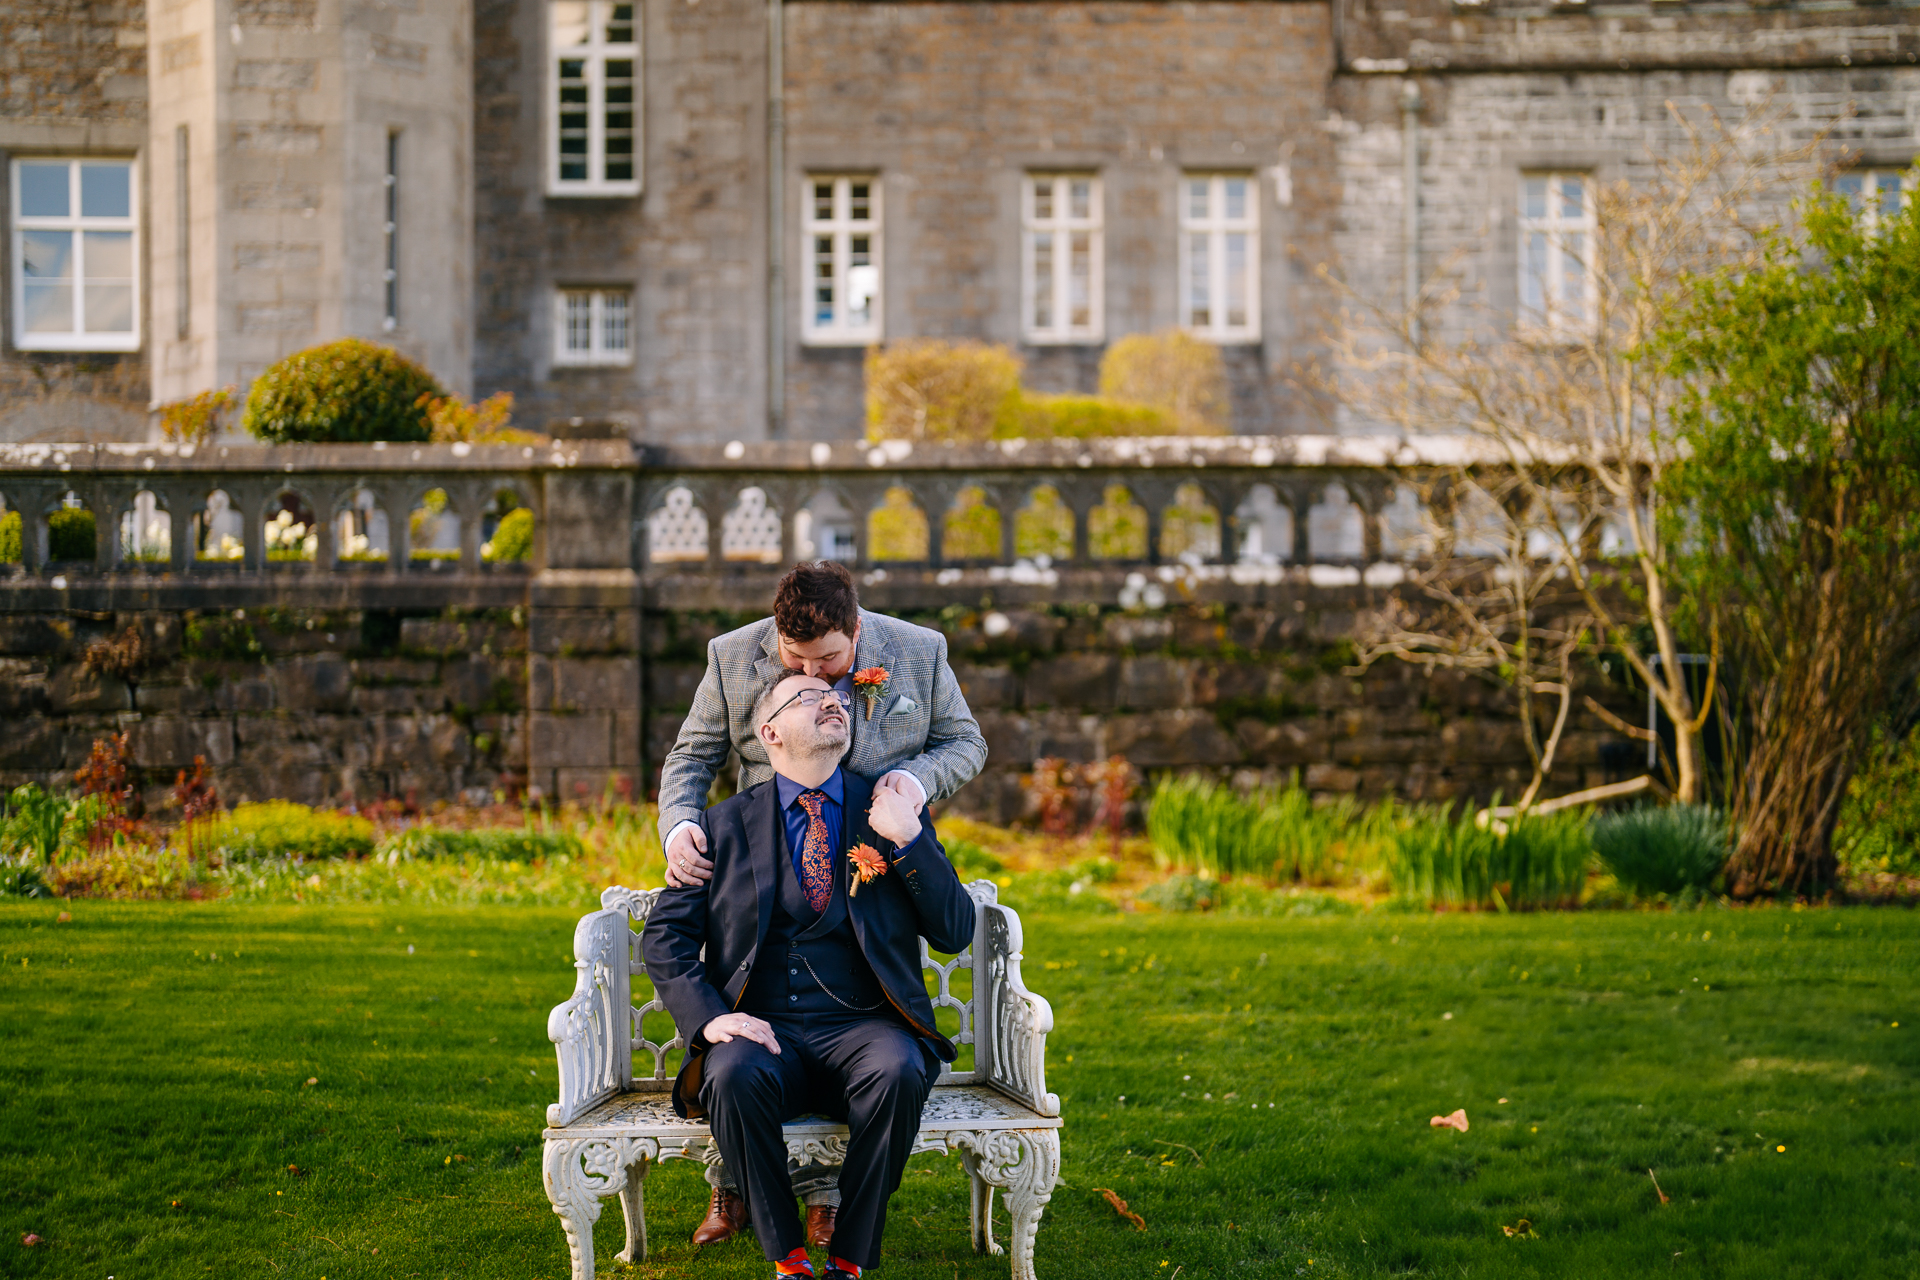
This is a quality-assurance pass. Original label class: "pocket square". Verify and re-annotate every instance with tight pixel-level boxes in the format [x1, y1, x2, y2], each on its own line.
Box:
[886, 695, 919, 717]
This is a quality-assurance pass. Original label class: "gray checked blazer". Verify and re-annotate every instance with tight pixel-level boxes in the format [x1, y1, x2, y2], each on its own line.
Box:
[654, 608, 989, 843]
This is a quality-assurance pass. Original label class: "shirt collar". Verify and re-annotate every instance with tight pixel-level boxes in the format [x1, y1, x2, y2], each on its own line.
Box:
[776, 765, 845, 810]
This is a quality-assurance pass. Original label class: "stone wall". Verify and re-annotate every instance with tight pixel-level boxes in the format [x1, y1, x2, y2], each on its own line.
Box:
[644, 593, 1640, 826]
[0, 579, 1640, 821]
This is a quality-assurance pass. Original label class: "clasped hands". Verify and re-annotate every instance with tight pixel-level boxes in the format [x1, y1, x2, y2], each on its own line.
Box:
[665, 772, 923, 887]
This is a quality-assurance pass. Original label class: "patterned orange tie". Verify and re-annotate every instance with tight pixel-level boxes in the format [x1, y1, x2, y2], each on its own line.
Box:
[796, 790, 834, 912]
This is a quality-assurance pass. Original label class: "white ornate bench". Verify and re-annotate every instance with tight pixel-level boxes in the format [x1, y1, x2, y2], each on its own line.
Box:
[543, 881, 1062, 1280]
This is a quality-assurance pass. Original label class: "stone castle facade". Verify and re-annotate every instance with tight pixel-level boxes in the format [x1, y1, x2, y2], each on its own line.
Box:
[2, 0, 1916, 445]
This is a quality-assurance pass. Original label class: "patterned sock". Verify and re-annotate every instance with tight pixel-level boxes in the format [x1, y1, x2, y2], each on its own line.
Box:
[773, 1247, 814, 1277]
[829, 1257, 862, 1277]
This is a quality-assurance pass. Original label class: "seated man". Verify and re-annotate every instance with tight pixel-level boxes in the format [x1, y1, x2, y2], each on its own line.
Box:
[642, 671, 977, 1279]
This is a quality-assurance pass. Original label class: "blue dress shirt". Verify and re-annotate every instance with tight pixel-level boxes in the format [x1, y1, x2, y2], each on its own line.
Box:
[775, 766, 844, 891]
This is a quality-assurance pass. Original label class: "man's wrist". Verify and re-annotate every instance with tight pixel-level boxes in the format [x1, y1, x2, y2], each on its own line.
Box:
[666, 820, 702, 848]
[883, 769, 928, 807]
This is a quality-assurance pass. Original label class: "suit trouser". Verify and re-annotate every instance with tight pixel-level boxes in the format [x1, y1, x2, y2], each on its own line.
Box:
[699, 1011, 938, 1267]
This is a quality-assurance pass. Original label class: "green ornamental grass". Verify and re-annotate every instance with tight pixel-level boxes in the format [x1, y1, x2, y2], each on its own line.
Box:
[1590, 803, 1729, 898]
[1383, 805, 1592, 910]
[200, 801, 377, 863]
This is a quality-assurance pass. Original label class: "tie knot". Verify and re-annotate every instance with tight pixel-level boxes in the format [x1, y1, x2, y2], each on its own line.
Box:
[797, 790, 824, 816]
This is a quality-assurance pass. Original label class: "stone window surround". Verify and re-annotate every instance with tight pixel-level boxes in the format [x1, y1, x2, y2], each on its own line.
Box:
[8, 154, 142, 354]
[1179, 172, 1259, 345]
[551, 285, 633, 367]
[1021, 172, 1104, 345]
[801, 173, 883, 347]
[546, 0, 643, 199]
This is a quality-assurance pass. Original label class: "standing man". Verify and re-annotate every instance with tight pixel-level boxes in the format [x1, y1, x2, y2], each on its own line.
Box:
[655, 560, 988, 1246]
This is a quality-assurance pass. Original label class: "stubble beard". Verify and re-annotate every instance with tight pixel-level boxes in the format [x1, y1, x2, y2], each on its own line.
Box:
[786, 715, 850, 765]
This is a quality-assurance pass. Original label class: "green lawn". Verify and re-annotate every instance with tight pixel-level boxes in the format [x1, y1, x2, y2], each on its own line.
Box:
[2, 902, 1916, 1279]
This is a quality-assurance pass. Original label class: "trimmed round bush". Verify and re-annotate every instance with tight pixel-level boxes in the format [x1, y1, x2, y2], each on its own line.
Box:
[48, 507, 97, 562]
[243, 338, 445, 444]
[1589, 803, 1727, 897]
[483, 507, 535, 562]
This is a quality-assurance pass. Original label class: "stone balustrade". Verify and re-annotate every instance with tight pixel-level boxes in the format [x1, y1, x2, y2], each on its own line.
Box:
[0, 435, 1504, 590]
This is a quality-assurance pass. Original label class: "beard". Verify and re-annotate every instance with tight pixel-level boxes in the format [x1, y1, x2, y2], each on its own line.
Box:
[785, 711, 851, 764]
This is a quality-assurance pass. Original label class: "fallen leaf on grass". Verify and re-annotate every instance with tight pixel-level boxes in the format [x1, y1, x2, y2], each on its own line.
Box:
[21, 1233, 43, 1247]
[1430, 1109, 1469, 1132]
[1501, 1219, 1539, 1239]
[1648, 1169, 1669, 1205]
[287, 1164, 306, 1177]
[1095, 1188, 1146, 1230]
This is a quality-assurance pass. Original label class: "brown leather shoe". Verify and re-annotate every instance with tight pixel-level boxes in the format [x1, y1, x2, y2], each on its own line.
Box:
[691, 1187, 749, 1245]
[806, 1203, 837, 1248]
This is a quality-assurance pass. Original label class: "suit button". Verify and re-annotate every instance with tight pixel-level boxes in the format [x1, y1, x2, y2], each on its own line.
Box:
[789, 995, 798, 1003]
[790, 968, 798, 976]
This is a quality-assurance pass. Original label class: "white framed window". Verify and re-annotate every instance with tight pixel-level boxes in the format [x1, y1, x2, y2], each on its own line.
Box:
[10, 157, 140, 352]
[802, 175, 881, 345]
[1835, 168, 1909, 232]
[1518, 172, 1594, 338]
[1023, 174, 1102, 343]
[547, 1, 640, 197]
[552, 287, 632, 366]
[1179, 174, 1258, 343]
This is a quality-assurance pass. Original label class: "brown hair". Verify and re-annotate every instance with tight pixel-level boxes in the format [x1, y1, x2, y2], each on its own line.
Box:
[773, 561, 860, 642]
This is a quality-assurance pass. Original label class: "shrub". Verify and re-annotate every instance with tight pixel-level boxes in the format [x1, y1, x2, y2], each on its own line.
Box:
[200, 801, 376, 863]
[2, 784, 71, 863]
[419, 391, 545, 445]
[1097, 330, 1230, 434]
[944, 837, 1005, 881]
[866, 340, 1023, 442]
[376, 826, 585, 863]
[1000, 393, 1171, 439]
[1589, 803, 1728, 897]
[157, 386, 237, 445]
[0, 510, 22, 563]
[243, 338, 445, 443]
[483, 507, 535, 562]
[1834, 729, 1920, 879]
[48, 507, 96, 562]
[1384, 806, 1592, 909]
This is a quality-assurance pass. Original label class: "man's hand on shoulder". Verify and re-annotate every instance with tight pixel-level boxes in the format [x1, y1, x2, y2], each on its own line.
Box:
[868, 784, 922, 848]
[700, 1012, 781, 1054]
[664, 822, 714, 887]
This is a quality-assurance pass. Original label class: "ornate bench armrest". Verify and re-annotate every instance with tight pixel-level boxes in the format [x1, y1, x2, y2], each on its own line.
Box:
[547, 906, 634, 1127]
[981, 902, 1060, 1118]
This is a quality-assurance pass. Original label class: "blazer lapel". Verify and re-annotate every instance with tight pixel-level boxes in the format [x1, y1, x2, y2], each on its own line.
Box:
[840, 771, 875, 947]
[744, 781, 780, 948]
[848, 619, 899, 776]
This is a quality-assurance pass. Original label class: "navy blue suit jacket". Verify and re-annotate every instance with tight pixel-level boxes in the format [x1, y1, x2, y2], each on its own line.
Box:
[640, 770, 977, 1119]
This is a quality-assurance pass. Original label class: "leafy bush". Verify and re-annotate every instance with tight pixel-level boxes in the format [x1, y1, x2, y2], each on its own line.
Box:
[2, 784, 70, 862]
[1001, 393, 1170, 439]
[1097, 330, 1230, 434]
[483, 507, 535, 562]
[158, 386, 237, 445]
[1835, 729, 1920, 879]
[1383, 806, 1592, 909]
[243, 338, 445, 444]
[865, 340, 1023, 442]
[48, 507, 96, 562]
[419, 391, 544, 444]
[199, 802, 376, 863]
[1588, 803, 1728, 896]
[0, 510, 21, 563]
[375, 826, 584, 863]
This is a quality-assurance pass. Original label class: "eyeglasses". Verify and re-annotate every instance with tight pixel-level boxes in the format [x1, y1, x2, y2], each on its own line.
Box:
[769, 687, 850, 720]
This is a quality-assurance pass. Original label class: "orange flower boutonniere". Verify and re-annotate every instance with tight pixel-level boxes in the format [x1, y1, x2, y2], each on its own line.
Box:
[848, 841, 888, 896]
[852, 666, 890, 721]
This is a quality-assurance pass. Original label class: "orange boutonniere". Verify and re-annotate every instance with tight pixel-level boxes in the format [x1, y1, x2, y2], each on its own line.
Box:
[852, 666, 890, 721]
[848, 841, 888, 896]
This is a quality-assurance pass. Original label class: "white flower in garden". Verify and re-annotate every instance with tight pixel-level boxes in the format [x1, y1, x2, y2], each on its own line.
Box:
[302, 534, 318, 556]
